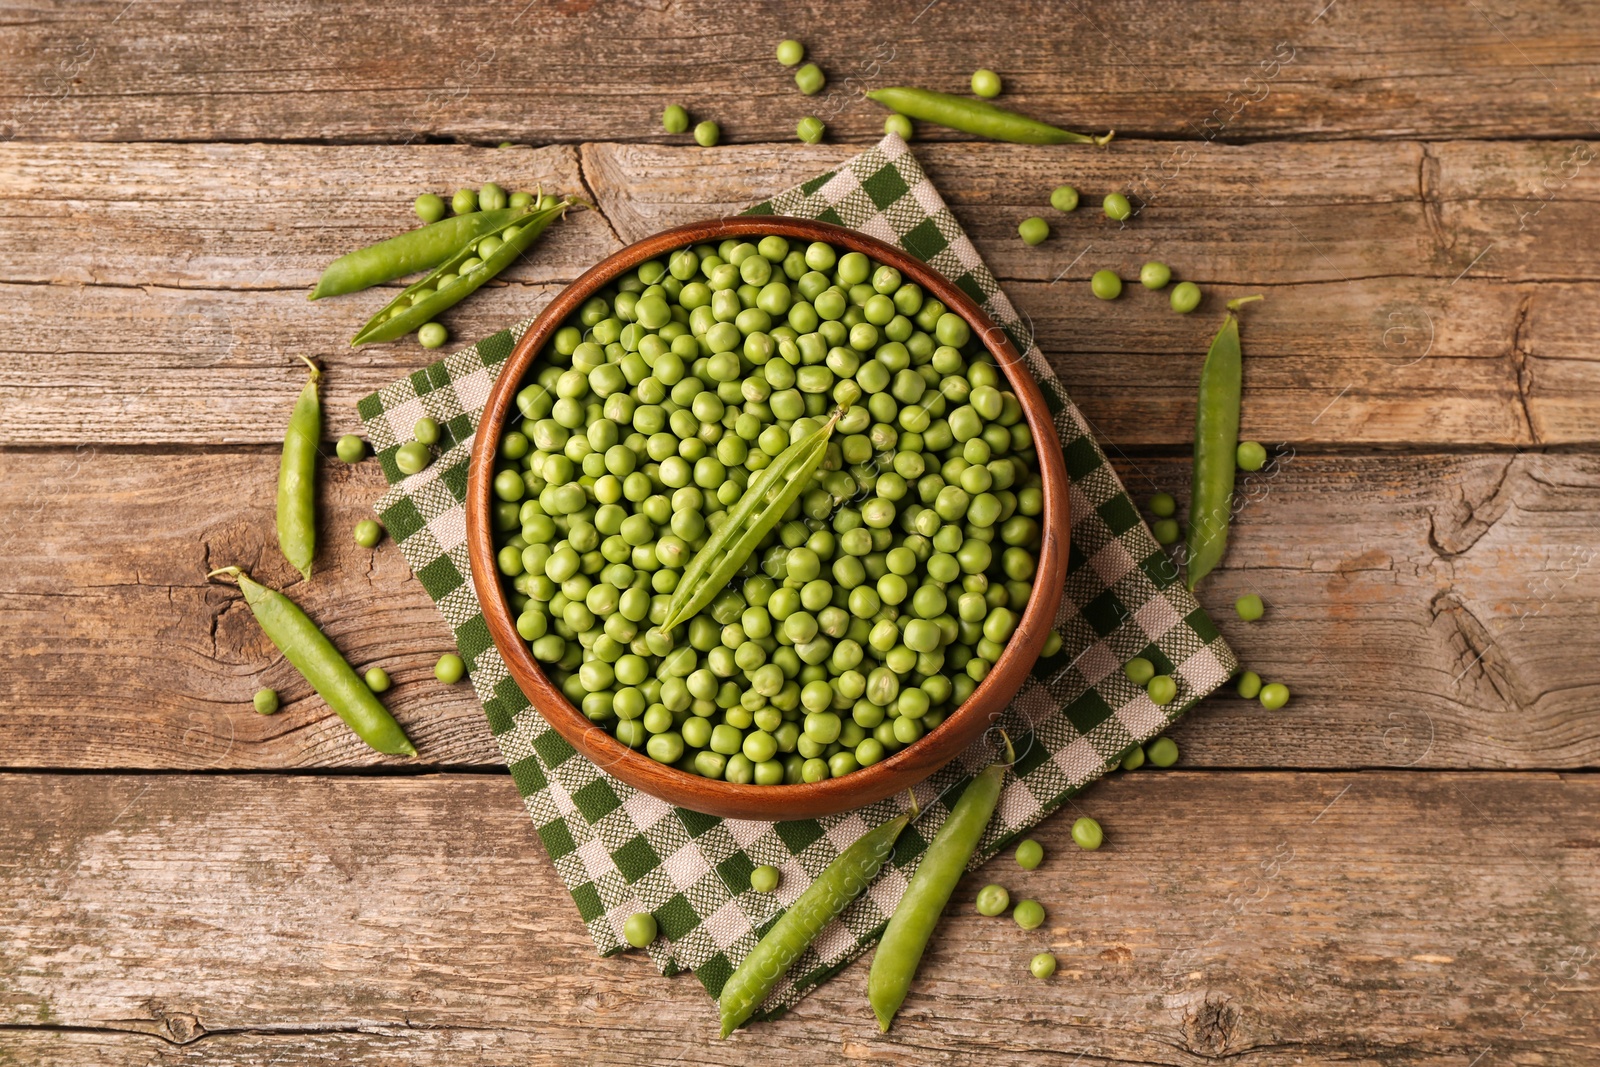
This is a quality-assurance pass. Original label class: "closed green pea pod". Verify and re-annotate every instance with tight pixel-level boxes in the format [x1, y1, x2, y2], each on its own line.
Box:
[1187, 296, 1263, 590]
[309, 208, 528, 299]
[720, 811, 909, 1037]
[276, 355, 320, 580]
[866, 87, 1112, 145]
[208, 567, 415, 756]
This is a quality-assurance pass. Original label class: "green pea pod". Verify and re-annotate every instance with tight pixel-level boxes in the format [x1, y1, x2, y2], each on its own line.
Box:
[310, 208, 527, 300]
[207, 567, 417, 756]
[866, 87, 1113, 145]
[1185, 295, 1264, 591]
[662, 411, 839, 631]
[868, 737, 1012, 1031]
[720, 811, 909, 1038]
[276, 355, 320, 581]
[351, 196, 579, 346]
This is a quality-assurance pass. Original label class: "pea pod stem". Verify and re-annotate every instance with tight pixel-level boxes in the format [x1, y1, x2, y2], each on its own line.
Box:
[662, 410, 840, 631]
[1185, 296, 1263, 591]
[352, 195, 582, 346]
[719, 811, 910, 1038]
[868, 733, 1013, 1031]
[207, 567, 417, 756]
[276, 355, 321, 581]
[309, 208, 529, 300]
[866, 87, 1113, 145]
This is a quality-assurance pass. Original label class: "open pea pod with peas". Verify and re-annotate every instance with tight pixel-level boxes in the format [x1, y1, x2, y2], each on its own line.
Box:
[352, 194, 583, 346]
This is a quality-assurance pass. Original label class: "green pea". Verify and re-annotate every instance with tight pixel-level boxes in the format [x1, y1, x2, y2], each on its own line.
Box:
[1235, 594, 1264, 621]
[1124, 657, 1155, 685]
[1120, 745, 1145, 771]
[252, 688, 280, 715]
[1236, 670, 1263, 699]
[1169, 281, 1202, 313]
[450, 188, 477, 215]
[694, 120, 720, 147]
[796, 116, 825, 144]
[1139, 261, 1172, 289]
[395, 441, 432, 475]
[751, 864, 781, 893]
[1050, 185, 1079, 212]
[885, 113, 914, 140]
[1030, 952, 1057, 979]
[1236, 440, 1268, 471]
[1145, 736, 1179, 767]
[434, 653, 465, 684]
[1148, 492, 1176, 518]
[336, 434, 367, 463]
[1259, 682, 1290, 710]
[623, 912, 658, 948]
[1146, 674, 1177, 705]
[353, 519, 383, 548]
[414, 193, 446, 223]
[1018, 216, 1049, 246]
[364, 666, 391, 693]
[662, 104, 690, 133]
[794, 62, 825, 95]
[1014, 838, 1043, 870]
[775, 38, 805, 66]
[1090, 270, 1122, 300]
[1152, 518, 1179, 544]
[1013, 899, 1045, 929]
[1071, 816, 1104, 850]
[1102, 193, 1132, 221]
[418, 322, 448, 349]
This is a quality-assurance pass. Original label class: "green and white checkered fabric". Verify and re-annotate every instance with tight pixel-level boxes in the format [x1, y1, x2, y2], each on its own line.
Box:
[357, 134, 1236, 1018]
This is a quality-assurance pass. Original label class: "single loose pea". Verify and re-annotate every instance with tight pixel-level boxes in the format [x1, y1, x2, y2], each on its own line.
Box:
[1152, 518, 1179, 544]
[1139, 261, 1172, 289]
[1102, 193, 1132, 221]
[885, 113, 913, 140]
[794, 62, 825, 96]
[451, 188, 478, 215]
[1071, 816, 1104, 850]
[1015, 838, 1043, 870]
[694, 120, 720, 147]
[1146, 736, 1179, 767]
[1090, 270, 1122, 300]
[1013, 899, 1046, 929]
[1030, 952, 1057, 978]
[1146, 674, 1177, 705]
[364, 666, 391, 693]
[662, 104, 689, 133]
[434, 652, 466, 684]
[252, 688, 280, 715]
[1169, 281, 1202, 313]
[623, 911, 658, 948]
[1148, 492, 1176, 518]
[1235, 594, 1265, 621]
[971, 68, 1002, 98]
[1120, 745, 1145, 771]
[750, 864, 781, 893]
[1259, 682, 1290, 710]
[1123, 657, 1155, 685]
[395, 441, 431, 475]
[478, 182, 508, 211]
[1236, 440, 1268, 471]
[1018, 216, 1049, 246]
[975, 883, 1010, 916]
[353, 519, 383, 548]
[336, 434, 367, 463]
[414, 193, 446, 223]
[1236, 669, 1263, 699]
[775, 38, 805, 66]
[796, 116, 825, 144]
[1050, 184, 1079, 212]
[418, 322, 448, 349]
[413, 416, 440, 446]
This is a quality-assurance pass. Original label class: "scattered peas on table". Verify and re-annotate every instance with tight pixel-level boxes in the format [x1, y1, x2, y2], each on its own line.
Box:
[1169, 280, 1202, 313]
[336, 433, 367, 463]
[662, 104, 690, 134]
[1102, 193, 1132, 221]
[253, 688, 280, 715]
[1029, 952, 1057, 978]
[1120, 744, 1145, 770]
[1018, 216, 1049, 246]
[451, 187, 478, 215]
[395, 441, 432, 475]
[413, 193, 446, 224]
[1015, 838, 1044, 869]
[364, 666, 391, 693]
[794, 62, 825, 96]
[1259, 682, 1290, 710]
[1152, 517, 1180, 544]
[750, 864, 781, 893]
[775, 38, 805, 66]
[1071, 816, 1104, 850]
[694, 120, 720, 147]
[975, 883, 1010, 915]
[1148, 491, 1176, 518]
[353, 519, 383, 548]
[1236, 440, 1268, 471]
[435, 653, 466, 684]
[1050, 184, 1079, 212]
[1139, 261, 1172, 289]
[1146, 674, 1176, 705]
[1235, 594, 1264, 620]
[1146, 735, 1179, 767]
[1013, 899, 1046, 929]
[1236, 669, 1262, 699]
[1090, 270, 1122, 300]
[623, 912, 658, 948]
[489, 235, 1046, 784]
[970, 68, 1002, 98]
[1123, 657, 1155, 685]
[796, 116, 825, 144]
[884, 113, 914, 140]
[418, 322, 449, 349]
[413, 416, 441, 446]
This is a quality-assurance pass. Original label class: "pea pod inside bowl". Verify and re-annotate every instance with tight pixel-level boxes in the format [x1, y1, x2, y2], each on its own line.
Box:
[466, 218, 1068, 820]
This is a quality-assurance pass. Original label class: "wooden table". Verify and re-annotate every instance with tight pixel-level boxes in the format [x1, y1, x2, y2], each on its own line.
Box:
[4, 3, 1597, 1063]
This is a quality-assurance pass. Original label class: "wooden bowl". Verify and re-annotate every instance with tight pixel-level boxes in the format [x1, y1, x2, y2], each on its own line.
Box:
[467, 217, 1069, 819]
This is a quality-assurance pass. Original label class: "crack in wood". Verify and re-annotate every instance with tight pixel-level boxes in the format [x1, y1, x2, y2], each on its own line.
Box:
[1509, 291, 1539, 445]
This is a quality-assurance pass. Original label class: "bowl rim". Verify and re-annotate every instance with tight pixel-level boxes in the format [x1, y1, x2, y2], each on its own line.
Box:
[465, 216, 1070, 820]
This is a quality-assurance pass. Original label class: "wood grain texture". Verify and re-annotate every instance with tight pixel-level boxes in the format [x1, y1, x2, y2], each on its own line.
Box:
[3, 770, 1596, 1065]
[3, 0, 1598, 144]
[2, 448, 1595, 773]
[5, 139, 1597, 446]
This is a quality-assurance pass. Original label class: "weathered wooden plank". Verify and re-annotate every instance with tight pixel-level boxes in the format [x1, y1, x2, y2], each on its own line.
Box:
[1, 448, 1595, 772]
[3, 140, 1593, 446]
[2, 0, 1598, 143]
[2, 771, 1595, 1064]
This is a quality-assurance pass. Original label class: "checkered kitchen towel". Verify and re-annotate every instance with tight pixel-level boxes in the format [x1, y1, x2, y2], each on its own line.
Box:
[357, 134, 1236, 1016]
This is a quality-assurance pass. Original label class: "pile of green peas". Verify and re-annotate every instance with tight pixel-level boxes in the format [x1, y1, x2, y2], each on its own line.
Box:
[490, 235, 1046, 785]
